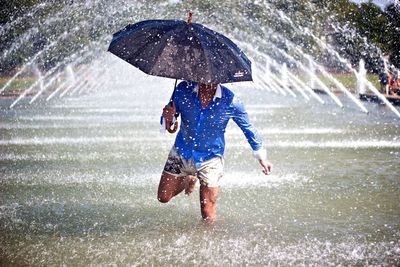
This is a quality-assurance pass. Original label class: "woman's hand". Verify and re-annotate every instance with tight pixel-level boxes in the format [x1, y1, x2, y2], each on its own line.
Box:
[162, 101, 176, 121]
[259, 159, 273, 175]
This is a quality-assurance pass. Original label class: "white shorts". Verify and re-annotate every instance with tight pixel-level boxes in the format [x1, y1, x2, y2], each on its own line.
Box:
[163, 147, 224, 187]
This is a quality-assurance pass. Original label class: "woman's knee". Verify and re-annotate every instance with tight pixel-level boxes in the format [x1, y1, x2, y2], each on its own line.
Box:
[157, 191, 172, 203]
[157, 173, 174, 203]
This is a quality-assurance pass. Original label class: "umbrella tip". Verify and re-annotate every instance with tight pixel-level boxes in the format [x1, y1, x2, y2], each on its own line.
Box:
[187, 10, 193, 24]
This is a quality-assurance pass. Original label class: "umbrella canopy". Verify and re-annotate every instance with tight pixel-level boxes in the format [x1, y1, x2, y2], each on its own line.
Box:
[108, 18, 252, 84]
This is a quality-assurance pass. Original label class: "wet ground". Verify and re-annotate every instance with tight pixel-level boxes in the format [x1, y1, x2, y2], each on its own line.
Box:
[1, 69, 399, 266]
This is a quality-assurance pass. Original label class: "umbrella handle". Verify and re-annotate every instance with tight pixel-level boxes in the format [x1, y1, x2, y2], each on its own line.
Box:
[166, 120, 178, 133]
[165, 79, 179, 133]
[165, 99, 178, 133]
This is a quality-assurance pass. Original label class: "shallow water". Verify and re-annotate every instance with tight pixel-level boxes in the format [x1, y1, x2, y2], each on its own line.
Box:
[1, 70, 400, 266]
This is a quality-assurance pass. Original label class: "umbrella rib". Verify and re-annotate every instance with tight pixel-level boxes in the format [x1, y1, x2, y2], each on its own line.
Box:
[194, 24, 251, 83]
[190, 25, 214, 83]
[127, 25, 178, 74]
[142, 27, 180, 76]
[222, 38, 252, 73]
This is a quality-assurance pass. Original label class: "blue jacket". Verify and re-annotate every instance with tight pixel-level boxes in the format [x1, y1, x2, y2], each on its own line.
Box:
[170, 81, 263, 165]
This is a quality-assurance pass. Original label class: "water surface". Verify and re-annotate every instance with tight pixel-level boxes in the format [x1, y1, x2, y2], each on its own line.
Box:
[1, 72, 399, 266]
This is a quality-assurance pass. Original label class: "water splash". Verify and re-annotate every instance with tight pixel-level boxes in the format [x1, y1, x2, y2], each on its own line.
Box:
[358, 60, 367, 95]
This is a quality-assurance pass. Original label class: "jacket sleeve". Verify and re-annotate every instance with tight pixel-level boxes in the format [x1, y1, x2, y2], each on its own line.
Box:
[231, 96, 267, 160]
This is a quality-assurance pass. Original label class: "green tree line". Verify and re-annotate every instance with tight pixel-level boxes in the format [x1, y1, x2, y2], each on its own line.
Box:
[0, 0, 398, 75]
[326, 0, 400, 71]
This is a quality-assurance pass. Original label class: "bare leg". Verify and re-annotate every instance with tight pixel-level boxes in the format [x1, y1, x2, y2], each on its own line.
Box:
[184, 175, 197, 196]
[200, 185, 219, 222]
[157, 172, 186, 203]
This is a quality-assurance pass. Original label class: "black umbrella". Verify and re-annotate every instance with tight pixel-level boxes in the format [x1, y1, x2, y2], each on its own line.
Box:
[108, 12, 252, 132]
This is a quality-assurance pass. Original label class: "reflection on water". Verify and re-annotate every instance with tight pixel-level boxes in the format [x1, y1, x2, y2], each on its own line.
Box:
[1, 72, 400, 265]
